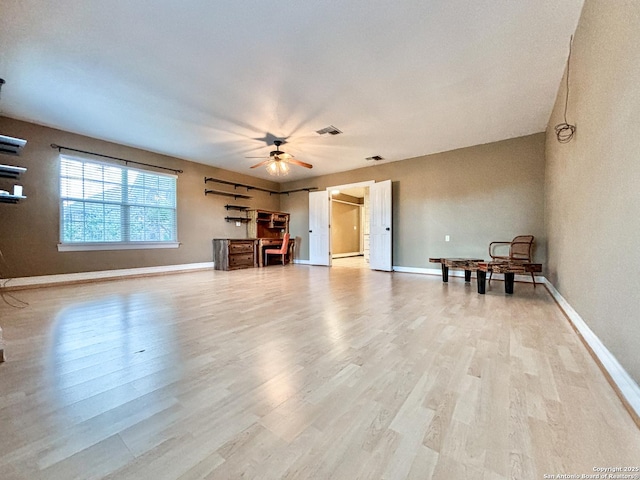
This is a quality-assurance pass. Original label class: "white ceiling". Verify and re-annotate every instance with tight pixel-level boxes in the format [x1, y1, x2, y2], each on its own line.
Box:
[0, 1, 584, 182]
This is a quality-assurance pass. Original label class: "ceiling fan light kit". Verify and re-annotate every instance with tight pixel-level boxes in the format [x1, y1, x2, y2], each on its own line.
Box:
[268, 160, 289, 176]
[249, 139, 313, 176]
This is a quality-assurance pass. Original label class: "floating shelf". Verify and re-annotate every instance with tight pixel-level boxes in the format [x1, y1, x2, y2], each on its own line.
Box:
[204, 177, 318, 196]
[225, 204, 250, 211]
[204, 189, 251, 200]
[225, 216, 251, 223]
[0, 164, 27, 204]
[0, 194, 26, 204]
[0, 164, 26, 179]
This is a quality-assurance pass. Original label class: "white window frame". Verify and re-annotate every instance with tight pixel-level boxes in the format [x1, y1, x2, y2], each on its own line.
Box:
[57, 155, 180, 252]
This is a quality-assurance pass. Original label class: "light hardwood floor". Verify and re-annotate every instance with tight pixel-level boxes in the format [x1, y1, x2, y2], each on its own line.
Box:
[0, 265, 638, 479]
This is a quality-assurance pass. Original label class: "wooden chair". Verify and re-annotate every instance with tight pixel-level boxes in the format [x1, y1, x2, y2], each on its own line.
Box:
[488, 235, 536, 286]
[264, 233, 290, 266]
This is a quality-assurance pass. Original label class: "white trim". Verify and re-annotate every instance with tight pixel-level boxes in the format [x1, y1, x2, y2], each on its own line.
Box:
[544, 280, 640, 421]
[392, 265, 543, 283]
[325, 180, 375, 192]
[331, 198, 363, 207]
[393, 266, 440, 275]
[58, 242, 180, 252]
[1, 262, 213, 289]
[293, 259, 311, 265]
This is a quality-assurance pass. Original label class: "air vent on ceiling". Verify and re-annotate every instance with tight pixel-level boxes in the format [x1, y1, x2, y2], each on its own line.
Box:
[0, 134, 27, 157]
[365, 155, 384, 161]
[316, 125, 342, 135]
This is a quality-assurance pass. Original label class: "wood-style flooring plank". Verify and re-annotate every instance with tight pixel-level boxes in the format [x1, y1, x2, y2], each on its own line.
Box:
[1, 261, 639, 479]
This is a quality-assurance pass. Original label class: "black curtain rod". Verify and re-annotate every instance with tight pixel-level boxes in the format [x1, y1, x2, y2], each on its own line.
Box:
[50, 144, 183, 174]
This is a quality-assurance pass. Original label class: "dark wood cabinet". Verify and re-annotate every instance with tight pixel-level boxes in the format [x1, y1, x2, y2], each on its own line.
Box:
[248, 209, 290, 238]
[213, 239, 257, 271]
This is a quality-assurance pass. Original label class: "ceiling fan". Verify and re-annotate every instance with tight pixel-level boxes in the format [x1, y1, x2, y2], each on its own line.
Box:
[247, 140, 312, 176]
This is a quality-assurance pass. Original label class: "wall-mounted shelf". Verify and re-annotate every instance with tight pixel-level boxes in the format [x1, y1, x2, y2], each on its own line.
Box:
[0, 164, 27, 203]
[0, 194, 26, 204]
[0, 164, 26, 179]
[225, 216, 251, 223]
[204, 177, 318, 196]
[223, 205, 251, 224]
[204, 189, 252, 200]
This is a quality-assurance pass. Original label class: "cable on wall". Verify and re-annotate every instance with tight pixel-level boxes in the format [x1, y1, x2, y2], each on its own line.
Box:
[0, 249, 29, 309]
[555, 35, 576, 143]
[50, 144, 184, 174]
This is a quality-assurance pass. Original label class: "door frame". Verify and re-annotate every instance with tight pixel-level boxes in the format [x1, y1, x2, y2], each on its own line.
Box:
[325, 180, 375, 266]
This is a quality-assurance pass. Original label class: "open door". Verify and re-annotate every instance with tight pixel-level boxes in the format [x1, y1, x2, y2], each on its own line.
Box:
[309, 190, 331, 266]
[369, 180, 392, 271]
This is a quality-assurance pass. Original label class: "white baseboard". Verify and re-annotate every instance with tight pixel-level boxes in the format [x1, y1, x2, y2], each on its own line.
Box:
[293, 259, 311, 265]
[544, 280, 640, 423]
[392, 265, 543, 283]
[0, 262, 214, 290]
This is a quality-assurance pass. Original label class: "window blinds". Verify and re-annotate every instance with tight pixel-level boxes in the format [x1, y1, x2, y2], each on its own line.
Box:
[60, 156, 177, 244]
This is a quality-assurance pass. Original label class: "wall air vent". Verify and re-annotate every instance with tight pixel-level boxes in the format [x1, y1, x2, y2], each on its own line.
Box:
[365, 155, 384, 161]
[0, 135, 27, 157]
[316, 125, 342, 135]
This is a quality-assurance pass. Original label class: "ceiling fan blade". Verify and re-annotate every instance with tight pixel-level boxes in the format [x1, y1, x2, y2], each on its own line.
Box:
[287, 158, 313, 169]
[250, 159, 273, 169]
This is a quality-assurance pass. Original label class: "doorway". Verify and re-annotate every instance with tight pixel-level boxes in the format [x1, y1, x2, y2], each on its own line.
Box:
[331, 185, 368, 268]
[308, 180, 392, 271]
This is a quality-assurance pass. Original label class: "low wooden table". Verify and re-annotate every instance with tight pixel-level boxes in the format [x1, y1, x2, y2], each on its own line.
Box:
[476, 261, 542, 294]
[429, 258, 484, 283]
[429, 258, 542, 295]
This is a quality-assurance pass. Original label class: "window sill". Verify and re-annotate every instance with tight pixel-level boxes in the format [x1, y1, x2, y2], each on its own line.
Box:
[57, 242, 180, 252]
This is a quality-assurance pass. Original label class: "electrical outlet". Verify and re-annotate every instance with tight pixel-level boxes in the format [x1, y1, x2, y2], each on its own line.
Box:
[236, 221, 241, 227]
[445, 235, 450, 242]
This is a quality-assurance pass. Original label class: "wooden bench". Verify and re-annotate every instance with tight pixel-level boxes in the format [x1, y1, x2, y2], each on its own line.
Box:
[430, 258, 542, 295]
[429, 257, 484, 283]
[477, 261, 542, 294]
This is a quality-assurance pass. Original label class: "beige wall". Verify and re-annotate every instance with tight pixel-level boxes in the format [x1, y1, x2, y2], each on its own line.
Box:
[331, 199, 361, 255]
[281, 133, 547, 267]
[545, 0, 640, 383]
[0, 117, 280, 278]
[1, 118, 546, 282]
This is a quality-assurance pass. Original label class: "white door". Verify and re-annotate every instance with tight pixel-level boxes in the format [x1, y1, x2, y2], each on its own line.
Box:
[369, 180, 392, 271]
[309, 190, 331, 266]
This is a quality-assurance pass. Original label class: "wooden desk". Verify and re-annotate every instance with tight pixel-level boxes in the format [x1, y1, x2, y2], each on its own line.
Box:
[258, 238, 295, 266]
[213, 238, 296, 269]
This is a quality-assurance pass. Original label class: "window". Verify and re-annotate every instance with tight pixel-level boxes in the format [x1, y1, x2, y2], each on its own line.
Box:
[58, 156, 178, 251]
